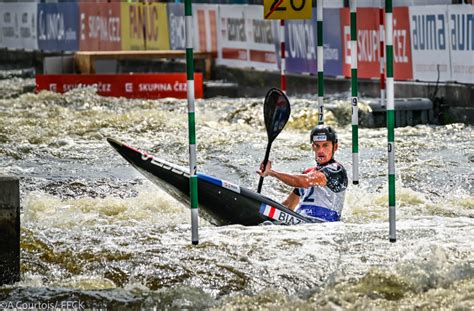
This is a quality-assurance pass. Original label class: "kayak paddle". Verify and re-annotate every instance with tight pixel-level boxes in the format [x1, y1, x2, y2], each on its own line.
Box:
[257, 88, 291, 193]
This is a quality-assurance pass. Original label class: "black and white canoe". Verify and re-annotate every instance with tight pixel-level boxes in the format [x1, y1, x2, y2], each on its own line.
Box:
[107, 138, 320, 226]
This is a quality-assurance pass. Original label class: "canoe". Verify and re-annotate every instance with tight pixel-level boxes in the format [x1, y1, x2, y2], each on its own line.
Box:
[108, 138, 319, 226]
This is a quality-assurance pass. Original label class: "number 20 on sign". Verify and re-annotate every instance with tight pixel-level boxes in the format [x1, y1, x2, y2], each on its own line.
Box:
[264, 0, 312, 20]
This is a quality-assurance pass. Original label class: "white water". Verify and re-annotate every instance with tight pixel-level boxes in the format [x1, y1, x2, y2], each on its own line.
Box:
[0, 83, 473, 309]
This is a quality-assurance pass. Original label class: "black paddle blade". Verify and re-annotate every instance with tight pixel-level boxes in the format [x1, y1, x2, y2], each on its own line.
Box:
[257, 88, 291, 193]
[264, 88, 291, 142]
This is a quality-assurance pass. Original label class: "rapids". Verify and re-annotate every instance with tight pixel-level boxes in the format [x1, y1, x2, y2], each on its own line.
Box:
[0, 76, 472, 310]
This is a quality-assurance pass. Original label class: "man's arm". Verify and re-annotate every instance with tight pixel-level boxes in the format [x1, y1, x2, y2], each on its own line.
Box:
[268, 169, 327, 188]
[257, 161, 327, 188]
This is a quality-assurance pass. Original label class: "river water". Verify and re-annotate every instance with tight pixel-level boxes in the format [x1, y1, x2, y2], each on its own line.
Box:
[0, 76, 473, 310]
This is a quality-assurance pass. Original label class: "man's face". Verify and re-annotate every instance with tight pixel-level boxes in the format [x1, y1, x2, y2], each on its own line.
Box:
[312, 140, 337, 164]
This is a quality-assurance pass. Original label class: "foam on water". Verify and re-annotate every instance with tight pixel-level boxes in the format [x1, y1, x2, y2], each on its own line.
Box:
[344, 182, 474, 223]
[22, 183, 190, 229]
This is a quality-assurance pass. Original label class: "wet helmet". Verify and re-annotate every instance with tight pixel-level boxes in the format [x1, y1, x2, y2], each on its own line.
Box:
[310, 125, 338, 144]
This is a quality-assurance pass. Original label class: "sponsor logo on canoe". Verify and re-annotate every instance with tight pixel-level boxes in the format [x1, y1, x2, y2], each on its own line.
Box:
[259, 204, 303, 225]
[140, 151, 190, 177]
[197, 174, 241, 194]
[222, 180, 240, 193]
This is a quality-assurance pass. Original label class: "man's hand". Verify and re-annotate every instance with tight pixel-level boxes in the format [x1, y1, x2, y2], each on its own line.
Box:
[257, 160, 272, 177]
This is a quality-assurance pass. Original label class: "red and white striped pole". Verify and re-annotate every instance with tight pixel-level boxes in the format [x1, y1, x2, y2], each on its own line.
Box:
[379, 7, 386, 107]
[280, 20, 286, 93]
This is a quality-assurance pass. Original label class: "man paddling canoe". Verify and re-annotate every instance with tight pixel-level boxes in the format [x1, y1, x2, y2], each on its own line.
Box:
[257, 125, 348, 222]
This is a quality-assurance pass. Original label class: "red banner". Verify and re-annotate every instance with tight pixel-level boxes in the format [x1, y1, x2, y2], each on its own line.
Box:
[341, 8, 380, 79]
[341, 7, 413, 80]
[36, 74, 203, 99]
[393, 7, 413, 80]
[79, 2, 122, 51]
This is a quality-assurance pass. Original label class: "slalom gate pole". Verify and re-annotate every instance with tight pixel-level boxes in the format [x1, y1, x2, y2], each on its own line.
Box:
[351, 0, 359, 185]
[379, 6, 386, 108]
[280, 20, 286, 93]
[386, 0, 396, 242]
[317, 0, 324, 125]
[185, 0, 199, 245]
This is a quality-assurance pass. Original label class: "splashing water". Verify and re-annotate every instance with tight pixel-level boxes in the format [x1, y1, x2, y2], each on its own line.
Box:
[0, 81, 473, 309]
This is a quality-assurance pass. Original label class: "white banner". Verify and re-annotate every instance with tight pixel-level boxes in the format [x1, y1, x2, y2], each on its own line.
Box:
[167, 3, 185, 50]
[218, 5, 248, 68]
[448, 5, 474, 84]
[218, 5, 277, 70]
[193, 4, 218, 53]
[244, 5, 277, 70]
[18, 3, 38, 50]
[409, 5, 451, 82]
[0, 3, 38, 50]
[1, 3, 21, 49]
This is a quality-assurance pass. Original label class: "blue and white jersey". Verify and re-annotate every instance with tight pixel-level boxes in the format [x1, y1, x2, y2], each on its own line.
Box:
[293, 160, 348, 222]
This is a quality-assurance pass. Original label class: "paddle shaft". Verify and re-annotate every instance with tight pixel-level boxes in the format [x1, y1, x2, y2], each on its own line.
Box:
[257, 141, 273, 193]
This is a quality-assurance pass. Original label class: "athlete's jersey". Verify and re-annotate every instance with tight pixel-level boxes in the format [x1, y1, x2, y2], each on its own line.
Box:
[293, 159, 348, 222]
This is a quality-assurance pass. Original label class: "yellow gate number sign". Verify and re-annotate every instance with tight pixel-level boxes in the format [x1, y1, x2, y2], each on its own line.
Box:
[264, 0, 312, 20]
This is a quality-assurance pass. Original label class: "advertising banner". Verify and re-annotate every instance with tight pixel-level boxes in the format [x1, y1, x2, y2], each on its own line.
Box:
[18, 3, 38, 50]
[284, 18, 316, 74]
[121, 3, 170, 50]
[36, 73, 204, 99]
[263, 0, 312, 20]
[323, 8, 343, 77]
[168, 3, 186, 50]
[409, 5, 451, 82]
[0, 3, 38, 50]
[121, 3, 145, 50]
[341, 7, 380, 79]
[448, 5, 474, 84]
[143, 3, 170, 50]
[281, 8, 342, 76]
[193, 4, 218, 54]
[393, 7, 413, 80]
[0, 3, 22, 49]
[245, 5, 277, 70]
[218, 5, 277, 70]
[38, 2, 80, 51]
[218, 5, 248, 68]
[79, 2, 121, 51]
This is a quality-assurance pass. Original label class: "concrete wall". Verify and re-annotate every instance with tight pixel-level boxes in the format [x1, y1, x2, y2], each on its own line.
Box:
[0, 176, 20, 285]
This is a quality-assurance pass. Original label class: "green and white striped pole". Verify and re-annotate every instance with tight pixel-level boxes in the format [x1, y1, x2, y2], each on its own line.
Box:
[386, 0, 396, 242]
[351, 0, 359, 185]
[317, 0, 324, 125]
[185, 0, 199, 245]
